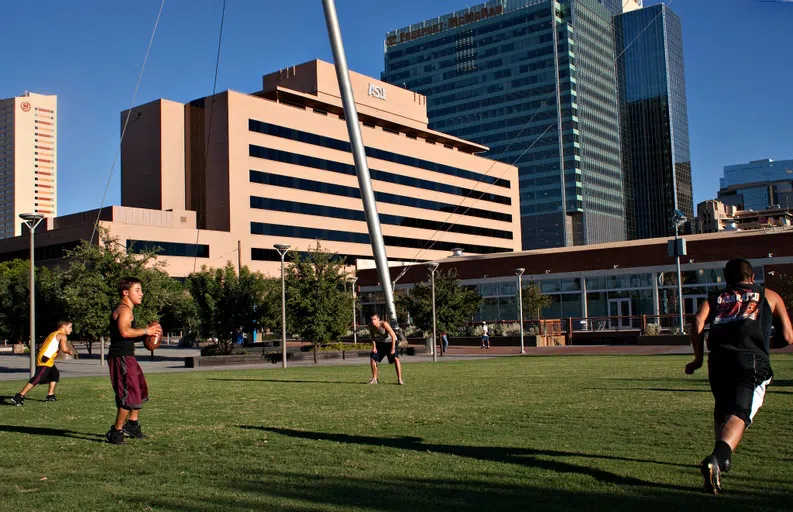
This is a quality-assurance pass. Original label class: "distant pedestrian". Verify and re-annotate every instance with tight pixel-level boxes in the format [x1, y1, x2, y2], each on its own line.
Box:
[11, 320, 75, 406]
[481, 322, 490, 349]
[441, 332, 449, 353]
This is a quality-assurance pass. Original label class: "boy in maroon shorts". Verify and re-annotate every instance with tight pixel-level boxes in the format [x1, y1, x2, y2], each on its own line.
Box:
[105, 277, 162, 445]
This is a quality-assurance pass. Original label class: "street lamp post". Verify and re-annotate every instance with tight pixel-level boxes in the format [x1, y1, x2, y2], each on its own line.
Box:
[670, 210, 687, 333]
[20, 213, 45, 378]
[427, 262, 439, 362]
[274, 244, 291, 368]
[347, 276, 358, 345]
[515, 268, 525, 354]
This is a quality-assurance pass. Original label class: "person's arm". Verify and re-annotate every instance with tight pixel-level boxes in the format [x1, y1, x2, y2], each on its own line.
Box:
[686, 300, 710, 374]
[116, 308, 159, 339]
[58, 334, 74, 356]
[383, 321, 397, 354]
[767, 289, 793, 346]
[369, 324, 377, 353]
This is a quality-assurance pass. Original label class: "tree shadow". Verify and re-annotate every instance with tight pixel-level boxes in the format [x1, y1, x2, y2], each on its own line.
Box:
[207, 378, 365, 385]
[0, 367, 31, 374]
[239, 426, 692, 490]
[0, 424, 105, 443]
[0, 395, 49, 404]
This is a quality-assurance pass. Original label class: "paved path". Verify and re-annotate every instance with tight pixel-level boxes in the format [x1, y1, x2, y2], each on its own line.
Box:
[2, 343, 789, 382]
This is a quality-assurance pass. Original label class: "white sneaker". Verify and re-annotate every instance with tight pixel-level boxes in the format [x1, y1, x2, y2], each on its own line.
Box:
[398, 379, 405, 385]
[368, 378, 379, 384]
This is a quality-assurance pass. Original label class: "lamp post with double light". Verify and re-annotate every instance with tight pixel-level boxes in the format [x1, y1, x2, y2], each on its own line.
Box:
[347, 276, 359, 345]
[670, 210, 687, 333]
[427, 262, 439, 362]
[274, 244, 291, 368]
[19, 213, 45, 378]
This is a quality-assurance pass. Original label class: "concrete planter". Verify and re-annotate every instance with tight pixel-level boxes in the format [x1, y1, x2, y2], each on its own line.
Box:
[13, 343, 26, 354]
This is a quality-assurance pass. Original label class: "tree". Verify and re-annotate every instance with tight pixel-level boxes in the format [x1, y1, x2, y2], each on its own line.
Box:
[396, 268, 482, 337]
[0, 260, 65, 344]
[185, 262, 278, 355]
[285, 242, 352, 362]
[521, 282, 552, 320]
[59, 231, 187, 355]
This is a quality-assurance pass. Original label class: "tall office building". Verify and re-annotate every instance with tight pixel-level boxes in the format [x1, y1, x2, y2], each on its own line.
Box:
[383, 0, 625, 250]
[0, 92, 57, 238]
[615, 4, 693, 239]
[718, 158, 793, 211]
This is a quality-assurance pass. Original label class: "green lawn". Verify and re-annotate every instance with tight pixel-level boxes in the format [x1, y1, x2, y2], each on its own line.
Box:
[2, 355, 793, 511]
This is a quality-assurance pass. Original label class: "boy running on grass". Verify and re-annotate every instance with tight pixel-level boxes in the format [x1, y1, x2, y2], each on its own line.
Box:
[105, 277, 162, 445]
[11, 320, 74, 405]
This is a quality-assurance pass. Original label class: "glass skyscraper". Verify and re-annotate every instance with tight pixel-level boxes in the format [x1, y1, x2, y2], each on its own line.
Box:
[383, 0, 625, 250]
[718, 158, 793, 211]
[615, 3, 693, 239]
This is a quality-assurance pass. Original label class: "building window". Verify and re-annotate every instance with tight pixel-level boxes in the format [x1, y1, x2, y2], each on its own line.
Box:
[126, 240, 209, 258]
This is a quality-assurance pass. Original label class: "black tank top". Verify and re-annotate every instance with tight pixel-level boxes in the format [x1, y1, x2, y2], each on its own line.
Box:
[108, 304, 140, 358]
[706, 283, 773, 357]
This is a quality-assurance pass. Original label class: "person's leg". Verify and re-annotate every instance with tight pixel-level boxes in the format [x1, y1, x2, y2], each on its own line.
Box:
[17, 383, 34, 397]
[370, 354, 379, 383]
[47, 381, 57, 396]
[45, 366, 59, 400]
[122, 359, 148, 438]
[114, 408, 131, 430]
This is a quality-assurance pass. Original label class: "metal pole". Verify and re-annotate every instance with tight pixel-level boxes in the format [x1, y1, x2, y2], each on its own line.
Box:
[427, 263, 439, 362]
[516, 269, 525, 354]
[29, 225, 36, 377]
[280, 253, 287, 368]
[21, 215, 44, 378]
[322, 0, 398, 325]
[675, 228, 685, 333]
[350, 277, 358, 345]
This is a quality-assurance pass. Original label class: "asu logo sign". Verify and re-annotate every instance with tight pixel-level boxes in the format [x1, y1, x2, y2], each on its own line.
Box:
[367, 84, 387, 101]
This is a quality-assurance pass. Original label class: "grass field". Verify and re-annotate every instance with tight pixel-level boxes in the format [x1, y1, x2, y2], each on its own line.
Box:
[2, 355, 793, 511]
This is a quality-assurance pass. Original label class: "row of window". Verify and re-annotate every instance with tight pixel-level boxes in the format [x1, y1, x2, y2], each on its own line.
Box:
[249, 170, 512, 223]
[250, 248, 423, 265]
[249, 196, 514, 240]
[248, 120, 510, 189]
[126, 240, 209, 258]
[250, 222, 511, 255]
[248, 145, 511, 206]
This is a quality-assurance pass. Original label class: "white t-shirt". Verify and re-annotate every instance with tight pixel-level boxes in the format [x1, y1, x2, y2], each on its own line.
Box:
[482, 324, 489, 335]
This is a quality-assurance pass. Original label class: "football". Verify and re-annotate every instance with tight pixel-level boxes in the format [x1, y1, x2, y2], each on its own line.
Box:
[144, 321, 162, 351]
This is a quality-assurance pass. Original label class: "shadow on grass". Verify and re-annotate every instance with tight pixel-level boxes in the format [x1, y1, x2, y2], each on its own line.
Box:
[207, 378, 365, 385]
[135, 468, 791, 512]
[0, 424, 105, 443]
[240, 426, 691, 487]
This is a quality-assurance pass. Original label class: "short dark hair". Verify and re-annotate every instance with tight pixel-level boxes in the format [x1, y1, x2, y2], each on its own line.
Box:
[723, 259, 754, 285]
[119, 277, 142, 297]
[370, 313, 380, 319]
[57, 319, 72, 328]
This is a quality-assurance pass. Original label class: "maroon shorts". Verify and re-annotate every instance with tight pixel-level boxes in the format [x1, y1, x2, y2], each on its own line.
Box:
[108, 356, 148, 410]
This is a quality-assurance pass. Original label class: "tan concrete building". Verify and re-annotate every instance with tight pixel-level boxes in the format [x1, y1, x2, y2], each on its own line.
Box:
[0, 61, 520, 277]
[0, 92, 57, 238]
[117, 59, 520, 275]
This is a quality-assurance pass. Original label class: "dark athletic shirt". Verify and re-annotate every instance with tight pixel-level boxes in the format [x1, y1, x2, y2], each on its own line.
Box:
[108, 304, 143, 358]
[706, 283, 773, 358]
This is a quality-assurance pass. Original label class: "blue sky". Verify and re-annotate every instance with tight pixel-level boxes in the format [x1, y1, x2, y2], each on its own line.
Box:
[2, 0, 791, 216]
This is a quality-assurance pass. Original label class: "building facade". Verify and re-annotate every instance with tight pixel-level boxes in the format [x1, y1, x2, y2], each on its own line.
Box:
[696, 199, 737, 234]
[615, 3, 693, 240]
[357, 229, 793, 327]
[0, 92, 57, 238]
[382, 0, 625, 250]
[718, 158, 793, 211]
[0, 61, 521, 277]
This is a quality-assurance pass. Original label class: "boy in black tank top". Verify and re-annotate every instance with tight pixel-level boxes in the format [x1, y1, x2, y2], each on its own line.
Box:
[686, 259, 793, 494]
[368, 313, 404, 385]
[105, 277, 162, 445]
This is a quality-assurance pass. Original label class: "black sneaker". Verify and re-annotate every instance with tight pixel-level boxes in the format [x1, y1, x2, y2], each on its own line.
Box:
[45, 394, 57, 402]
[105, 427, 126, 445]
[10, 394, 24, 406]
[122, 421, 147, 439]
[701, 455, 722, 495]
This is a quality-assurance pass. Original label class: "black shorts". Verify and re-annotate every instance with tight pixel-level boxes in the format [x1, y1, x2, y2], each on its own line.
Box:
[708, 352, 773, 427]
[371, 342, 399, 364]
[28, 365, 60, 385]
